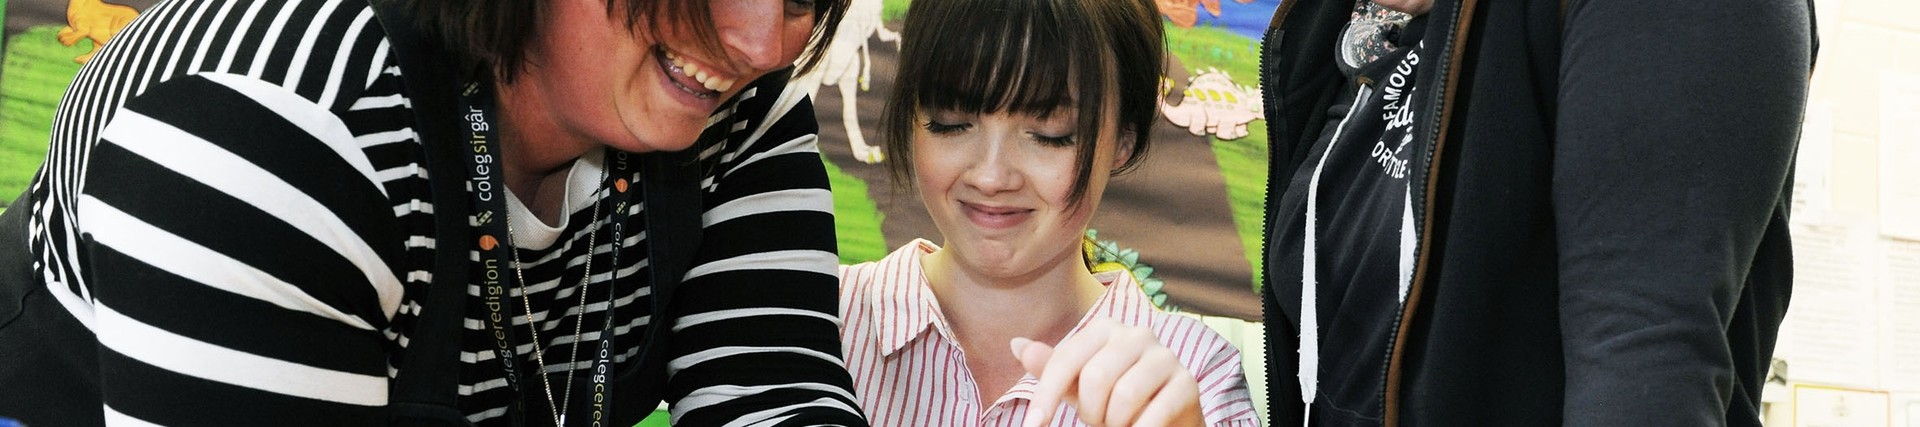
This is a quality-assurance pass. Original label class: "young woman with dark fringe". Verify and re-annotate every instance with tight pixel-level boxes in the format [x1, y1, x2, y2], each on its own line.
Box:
[835, 0, 1262, 426]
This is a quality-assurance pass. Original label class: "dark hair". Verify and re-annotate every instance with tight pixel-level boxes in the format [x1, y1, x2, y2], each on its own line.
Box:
[880, 0, 1163, 204]
[401, 0, 848, 82]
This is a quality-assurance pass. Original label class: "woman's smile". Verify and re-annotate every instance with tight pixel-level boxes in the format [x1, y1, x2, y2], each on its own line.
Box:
[960, 201, 1035, 230]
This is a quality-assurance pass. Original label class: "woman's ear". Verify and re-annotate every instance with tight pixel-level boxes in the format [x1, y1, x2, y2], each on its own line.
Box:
[1112, 130, 1136, 170]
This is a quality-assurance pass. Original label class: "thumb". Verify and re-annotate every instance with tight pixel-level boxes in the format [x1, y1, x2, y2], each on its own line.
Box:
[1011, 337, 1054, 377]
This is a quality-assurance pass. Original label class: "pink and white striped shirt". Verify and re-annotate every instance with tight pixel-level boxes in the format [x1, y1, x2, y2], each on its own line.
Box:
[838, 240, 1262, 427]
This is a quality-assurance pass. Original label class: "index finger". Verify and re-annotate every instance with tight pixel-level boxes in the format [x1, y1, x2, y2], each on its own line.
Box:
[1011, 338, 1061, 426]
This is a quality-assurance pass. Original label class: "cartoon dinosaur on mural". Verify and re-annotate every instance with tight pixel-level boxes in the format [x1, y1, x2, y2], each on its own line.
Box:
[791, 0, 898, 164]
[1161, 68, 1264, 141]
[57, 0, 141, 64]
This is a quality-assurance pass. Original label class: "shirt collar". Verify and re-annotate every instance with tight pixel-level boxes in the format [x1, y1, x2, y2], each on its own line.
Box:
[864, 239, 1165, 390]
[867, 239, 945, 357]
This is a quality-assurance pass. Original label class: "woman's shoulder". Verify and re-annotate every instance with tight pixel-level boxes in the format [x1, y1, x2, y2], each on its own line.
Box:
[1099, 274, 1239, 358]
[697, 70, 813, 167]
[837, 260, 881, 290]
[1147, 311, 1242, 357]
[838, 239, 937, 291]
[78, 0, 393, 111]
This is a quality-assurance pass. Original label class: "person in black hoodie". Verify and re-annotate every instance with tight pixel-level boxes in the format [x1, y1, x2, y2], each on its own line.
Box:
[1257, 0, 1815, 425]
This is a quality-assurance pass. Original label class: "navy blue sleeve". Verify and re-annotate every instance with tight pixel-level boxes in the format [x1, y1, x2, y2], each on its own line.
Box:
[1553, 0, 1812, 424]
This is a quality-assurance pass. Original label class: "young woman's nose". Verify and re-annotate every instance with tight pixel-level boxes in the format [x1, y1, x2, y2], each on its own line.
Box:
[960, 137, 1023, 196]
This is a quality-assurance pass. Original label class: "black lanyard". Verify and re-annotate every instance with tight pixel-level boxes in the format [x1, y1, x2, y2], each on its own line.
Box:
[587, 151, 631, 427]
[460, 81, 633, 426]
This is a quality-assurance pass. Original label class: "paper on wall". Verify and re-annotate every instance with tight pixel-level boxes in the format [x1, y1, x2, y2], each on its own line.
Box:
[1778, 218, 1882, 389]
[1880, 70, 1920, 241]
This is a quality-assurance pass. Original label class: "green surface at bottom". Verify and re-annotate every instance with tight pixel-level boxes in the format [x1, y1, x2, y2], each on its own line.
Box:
[636, 409, 669, 427]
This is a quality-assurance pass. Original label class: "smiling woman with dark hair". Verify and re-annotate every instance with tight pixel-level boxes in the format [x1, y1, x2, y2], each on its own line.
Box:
[0, 0, 869, 425]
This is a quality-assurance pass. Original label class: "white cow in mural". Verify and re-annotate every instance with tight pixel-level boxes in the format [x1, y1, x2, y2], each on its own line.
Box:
[1161, 68, 1265, 141]
[792, 0, 899, 164]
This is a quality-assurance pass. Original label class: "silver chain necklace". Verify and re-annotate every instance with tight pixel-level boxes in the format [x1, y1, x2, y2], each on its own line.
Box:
[505, 164, 609, 427]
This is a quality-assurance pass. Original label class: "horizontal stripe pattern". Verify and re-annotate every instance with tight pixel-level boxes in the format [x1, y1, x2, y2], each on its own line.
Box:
[73, 69, 401, 423]
[93, 304, 389, 406]
[26, 0, 861, 424]
[661, 80, 864, 427]
[840, 240, 1262, 426]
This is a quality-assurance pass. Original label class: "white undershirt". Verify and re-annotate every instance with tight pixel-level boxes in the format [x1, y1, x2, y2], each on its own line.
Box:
[501, 148, 608, 250]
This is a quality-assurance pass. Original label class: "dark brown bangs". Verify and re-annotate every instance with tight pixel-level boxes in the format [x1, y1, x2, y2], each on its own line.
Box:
[912, 2, 1076, 119]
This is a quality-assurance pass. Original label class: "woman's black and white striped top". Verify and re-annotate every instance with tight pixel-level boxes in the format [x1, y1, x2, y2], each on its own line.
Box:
[21, 0, 864, 425]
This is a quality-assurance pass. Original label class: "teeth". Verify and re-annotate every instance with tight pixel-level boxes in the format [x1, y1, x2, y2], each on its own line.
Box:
[661, 48, 735, 93]
[704, 77, 734, 93]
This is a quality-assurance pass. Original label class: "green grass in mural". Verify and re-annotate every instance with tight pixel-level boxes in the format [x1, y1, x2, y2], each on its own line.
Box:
[1211, 121, 1269, 291]
[1166, 21, 1271, 292]
[1164, 22, 1263, 85]
[882, 0, 909, 22]
[822, 154, 889, 264]
[1, 26, 91, 207]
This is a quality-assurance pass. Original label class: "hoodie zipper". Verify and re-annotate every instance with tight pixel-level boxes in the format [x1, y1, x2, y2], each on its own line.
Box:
[1257, 0, 1302, 422]
[1378, 0, 1479, 425]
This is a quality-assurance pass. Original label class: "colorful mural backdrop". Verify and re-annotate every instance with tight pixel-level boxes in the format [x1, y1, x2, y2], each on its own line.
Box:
[5, 0, 163, 208]
[0, 0, 1279, 320]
